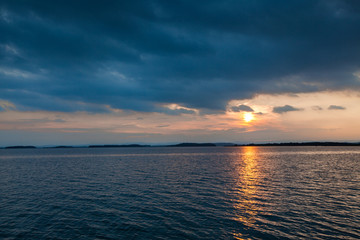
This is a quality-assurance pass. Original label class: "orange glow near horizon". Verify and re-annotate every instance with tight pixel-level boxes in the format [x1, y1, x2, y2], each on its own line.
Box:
[243, 112, 254, 123]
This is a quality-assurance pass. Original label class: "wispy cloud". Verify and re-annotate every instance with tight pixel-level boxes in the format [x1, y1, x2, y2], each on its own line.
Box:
[328, 105, 346, 110]
[273, 105, 302, 114]
[162, 104, 198, 115]
[230, 104, 254, 112]
[0, 67, 37, 79]
[312, 106, 323, 111]
[0, 100, 16, 111]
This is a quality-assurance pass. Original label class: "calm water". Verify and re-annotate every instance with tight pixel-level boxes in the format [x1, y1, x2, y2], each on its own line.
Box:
[0, 146, 359, 239]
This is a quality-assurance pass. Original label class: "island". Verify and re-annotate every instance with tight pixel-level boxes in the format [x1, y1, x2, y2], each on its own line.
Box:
[166, 143, 216, 147]
[5, 146, 37, 149]
[88, 144, 151, 148]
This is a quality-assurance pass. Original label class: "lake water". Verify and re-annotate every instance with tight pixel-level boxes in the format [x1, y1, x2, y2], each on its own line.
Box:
[0, 146, 359, 239]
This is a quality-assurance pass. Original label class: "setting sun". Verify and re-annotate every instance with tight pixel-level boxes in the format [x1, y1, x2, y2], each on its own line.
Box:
[243, 112, 254, 122]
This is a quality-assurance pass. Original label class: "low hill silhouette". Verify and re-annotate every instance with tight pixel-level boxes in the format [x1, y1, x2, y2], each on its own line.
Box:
[232, 142, 360, 146]
[166, 143, 216, 147]
[5, 146, 37, 149]
[88, 144, 150, 148]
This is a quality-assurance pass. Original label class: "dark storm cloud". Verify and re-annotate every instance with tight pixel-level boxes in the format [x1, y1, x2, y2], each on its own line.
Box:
[231, 104, 254, 112]
[328, 105, 346, 110]
[273, 105, 302, 114]
[1, 0, 360, 112]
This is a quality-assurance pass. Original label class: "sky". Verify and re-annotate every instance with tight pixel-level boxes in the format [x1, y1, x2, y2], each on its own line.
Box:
[1, 0, 360, 146]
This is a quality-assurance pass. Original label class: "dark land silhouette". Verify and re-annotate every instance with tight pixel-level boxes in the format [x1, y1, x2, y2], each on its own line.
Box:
[166, 143, 216, 147]
[232, 142, 360, 146]
[49, 146, 74, 148]
[5, 146, 37, 149]
[89, 144, 151, 148]
[2, 142, 360, 149]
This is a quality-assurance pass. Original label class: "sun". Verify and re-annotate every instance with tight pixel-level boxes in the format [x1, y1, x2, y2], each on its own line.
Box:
[243, 112, 254, 123]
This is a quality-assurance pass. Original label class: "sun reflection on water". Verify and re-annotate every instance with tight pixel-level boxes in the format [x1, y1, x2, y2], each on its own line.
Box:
[232, 146, 264, 239]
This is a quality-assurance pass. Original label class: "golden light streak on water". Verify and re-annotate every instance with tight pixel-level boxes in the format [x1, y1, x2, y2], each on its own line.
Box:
[233, 146, 264, 239]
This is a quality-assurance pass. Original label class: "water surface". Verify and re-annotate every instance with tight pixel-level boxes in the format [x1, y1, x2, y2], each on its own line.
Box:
[0, 146, 359, 239]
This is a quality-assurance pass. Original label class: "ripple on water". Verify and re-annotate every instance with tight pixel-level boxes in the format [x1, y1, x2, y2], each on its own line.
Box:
[0, 146, 359, 239]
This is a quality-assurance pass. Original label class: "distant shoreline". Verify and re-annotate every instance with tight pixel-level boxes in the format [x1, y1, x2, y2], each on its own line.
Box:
[232, 142, 360, 147]
[1, 141, 360, 149]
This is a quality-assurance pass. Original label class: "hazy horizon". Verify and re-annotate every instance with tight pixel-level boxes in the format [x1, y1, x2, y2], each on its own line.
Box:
[2, 140, 360, 149]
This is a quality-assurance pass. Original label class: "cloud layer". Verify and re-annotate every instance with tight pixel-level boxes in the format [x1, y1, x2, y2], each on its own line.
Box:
[1, 90, 359, 145]
[1, 0, 360, 113]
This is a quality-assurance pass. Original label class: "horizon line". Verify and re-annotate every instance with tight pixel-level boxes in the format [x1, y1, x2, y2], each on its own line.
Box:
[2, 141, 360, 149]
